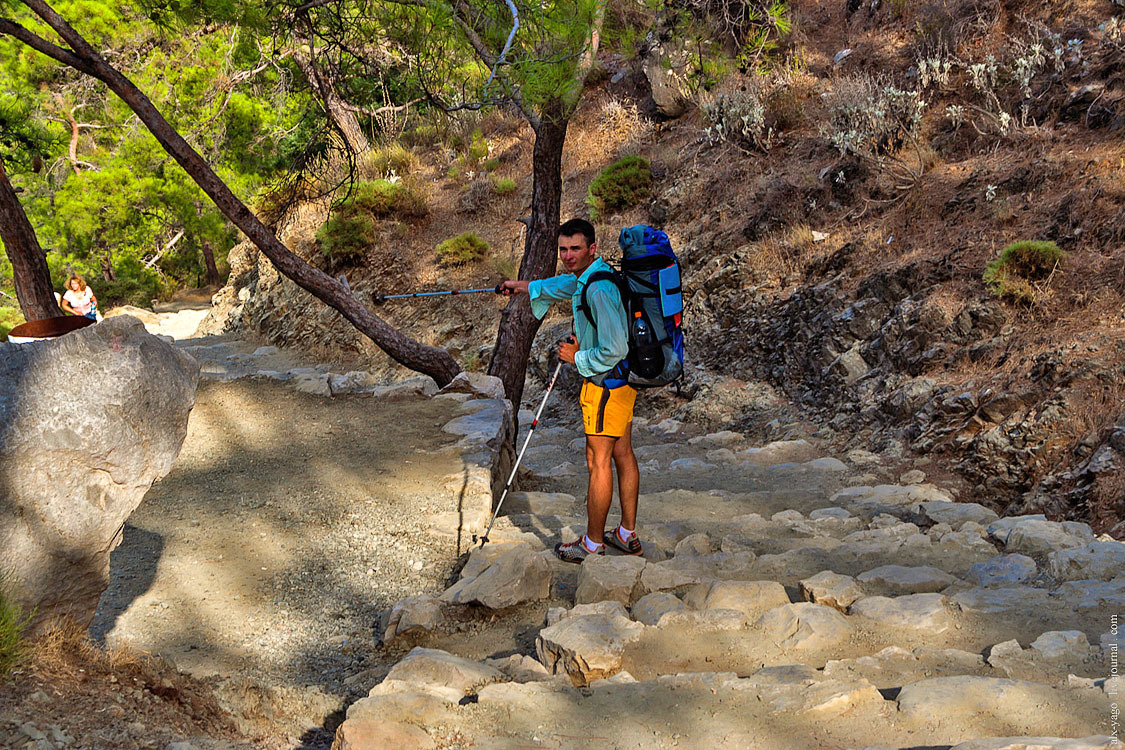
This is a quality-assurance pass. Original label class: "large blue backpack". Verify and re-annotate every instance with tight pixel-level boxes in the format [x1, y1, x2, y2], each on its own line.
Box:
[579, 225, 685, 388]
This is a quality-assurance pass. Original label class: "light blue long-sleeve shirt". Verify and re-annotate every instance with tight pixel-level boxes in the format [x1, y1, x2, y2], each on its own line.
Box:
[528, 257, 629, 380]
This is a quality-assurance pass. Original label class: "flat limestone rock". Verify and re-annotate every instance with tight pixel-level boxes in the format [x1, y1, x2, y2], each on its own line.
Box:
[441, 545, 552, 609]
[987, 516, 1094, 555]
[799, 571, 864, 612]
[965, 554, 1038, 587]
[546, 601, 629, 627]
[699, 580, 791, 618]
[1047, 541, 1125, 581]
[831, 484, 955, 508]
[371, 647, 502, 702]
[475, 680, 579, 710]
[333, 719, 436, 750]
[575, 555, 647, 605]
[917, 501, 999, 528]
[438, 371, 506, 399]
[757, 603, 853, 650]
[824, 646, 986, 685]
[741, 439, 820, 465]
[1029, 630, 1091, 660]
[484, 654, 552, 683]
[856, 565, 959, 595]
[673, 532, 713, 557]
[952, 586, 1052, 614]
[631, 591, 685, 626]
[770, 679, 884, 717]
[948, 738, 1116, 750]
[897, 676, 1072, 723]
[654, 608, 747, 631]
[850, 594, 953, 633]
[1055, 579, 1125, 608]
[536, 614, 645, 686]
[345, 692, 456, 725]
[381, 595, 444, 642]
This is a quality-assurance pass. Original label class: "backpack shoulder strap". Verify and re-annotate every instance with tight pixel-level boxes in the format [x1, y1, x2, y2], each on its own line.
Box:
[577, 270, 624, 328]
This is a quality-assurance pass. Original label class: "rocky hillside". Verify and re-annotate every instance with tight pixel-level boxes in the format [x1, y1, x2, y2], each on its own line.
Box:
[202, 0, 1125, 531]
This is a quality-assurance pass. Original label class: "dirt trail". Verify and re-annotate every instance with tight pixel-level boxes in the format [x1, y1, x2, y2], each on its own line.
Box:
[88, 308, 476, 743]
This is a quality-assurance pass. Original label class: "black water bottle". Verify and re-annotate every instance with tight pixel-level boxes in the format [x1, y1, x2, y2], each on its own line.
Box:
[631, 311, 662, 378]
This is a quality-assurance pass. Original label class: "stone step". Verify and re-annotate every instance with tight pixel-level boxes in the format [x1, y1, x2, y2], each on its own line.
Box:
[338, 646, 1112, 749]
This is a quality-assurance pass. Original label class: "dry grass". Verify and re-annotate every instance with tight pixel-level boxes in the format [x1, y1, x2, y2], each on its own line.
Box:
[746, 224, 835, 282]
[30, 618, 147, 679]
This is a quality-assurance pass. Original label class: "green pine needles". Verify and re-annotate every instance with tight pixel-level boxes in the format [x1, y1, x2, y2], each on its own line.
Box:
[586, 155, 652, 221]
[983, 240, 1067, 303]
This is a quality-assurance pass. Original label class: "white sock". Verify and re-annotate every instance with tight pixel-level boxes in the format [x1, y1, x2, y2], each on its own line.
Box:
[618, 526, 636, 542]
[583, 535, 603, 553]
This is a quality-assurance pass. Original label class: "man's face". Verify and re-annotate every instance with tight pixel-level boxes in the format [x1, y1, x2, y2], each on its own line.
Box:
[558, 232, 597, 274]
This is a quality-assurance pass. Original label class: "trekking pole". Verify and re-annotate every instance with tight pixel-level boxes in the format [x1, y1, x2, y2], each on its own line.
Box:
[474, 357, 566, 548]
[373, 285, 503, 303]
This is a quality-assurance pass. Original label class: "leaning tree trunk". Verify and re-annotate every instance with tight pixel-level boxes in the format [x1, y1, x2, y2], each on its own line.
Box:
[0, 158, 59, 321]
[487, 117, 567, 410]
[0, 1, 460, 386]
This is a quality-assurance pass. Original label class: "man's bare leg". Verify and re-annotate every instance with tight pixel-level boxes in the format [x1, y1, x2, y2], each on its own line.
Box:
[612, 422, 639, 531]
[585, 435, 617, 545]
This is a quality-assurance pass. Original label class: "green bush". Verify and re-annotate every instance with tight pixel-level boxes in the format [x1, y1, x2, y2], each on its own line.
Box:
[586, 155, 652, 220]
[0, 579, 30, 679]
[352, 180, 428, 218]
[983, 240, 1067, 303]
[482, 158, 501, 172]
[0, 305, 25, 342]
[436, 232, 489, 266]
[317, 211, 375, 260]
[360, 144, 420, 180]
[99, 257, 162, 307]
[493, 178, 517, 196]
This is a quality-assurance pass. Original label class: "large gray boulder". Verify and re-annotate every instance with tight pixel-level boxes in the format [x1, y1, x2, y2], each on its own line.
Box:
[0, 316, 199, 630]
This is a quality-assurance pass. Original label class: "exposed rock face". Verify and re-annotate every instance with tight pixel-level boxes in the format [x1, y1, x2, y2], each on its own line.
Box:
[0, 316, 199, 630]
[686, 247, 1124, 519]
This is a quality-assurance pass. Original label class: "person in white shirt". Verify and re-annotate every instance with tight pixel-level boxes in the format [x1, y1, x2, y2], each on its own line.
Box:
[61, 275, 97, 320]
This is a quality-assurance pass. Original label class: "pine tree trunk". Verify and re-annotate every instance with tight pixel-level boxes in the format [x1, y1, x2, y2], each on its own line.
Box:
[2, 2, 460, 386]
[200, 239, 220, 286]
[0, 159, 60, 321]
[292, 47, 369, 155]
[487, 118, 567, 411]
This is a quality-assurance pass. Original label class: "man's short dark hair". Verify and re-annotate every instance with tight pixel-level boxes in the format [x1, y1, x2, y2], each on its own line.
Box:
[558, 218, 596, 247]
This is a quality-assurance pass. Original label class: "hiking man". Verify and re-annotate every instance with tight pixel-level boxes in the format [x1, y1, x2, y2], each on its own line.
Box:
[499, 218, 642, 562]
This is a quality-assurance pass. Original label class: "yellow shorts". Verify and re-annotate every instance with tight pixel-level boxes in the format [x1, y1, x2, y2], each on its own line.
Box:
[580, 381, 636, 438]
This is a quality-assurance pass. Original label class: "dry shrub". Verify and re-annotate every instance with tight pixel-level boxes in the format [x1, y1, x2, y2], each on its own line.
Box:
[457, 175, 495, 214]
[764, 70, 819, 132]
[600, 99, 652, 148]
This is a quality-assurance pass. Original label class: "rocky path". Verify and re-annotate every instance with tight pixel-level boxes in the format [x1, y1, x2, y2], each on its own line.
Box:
[339, 409, 1120, 749]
